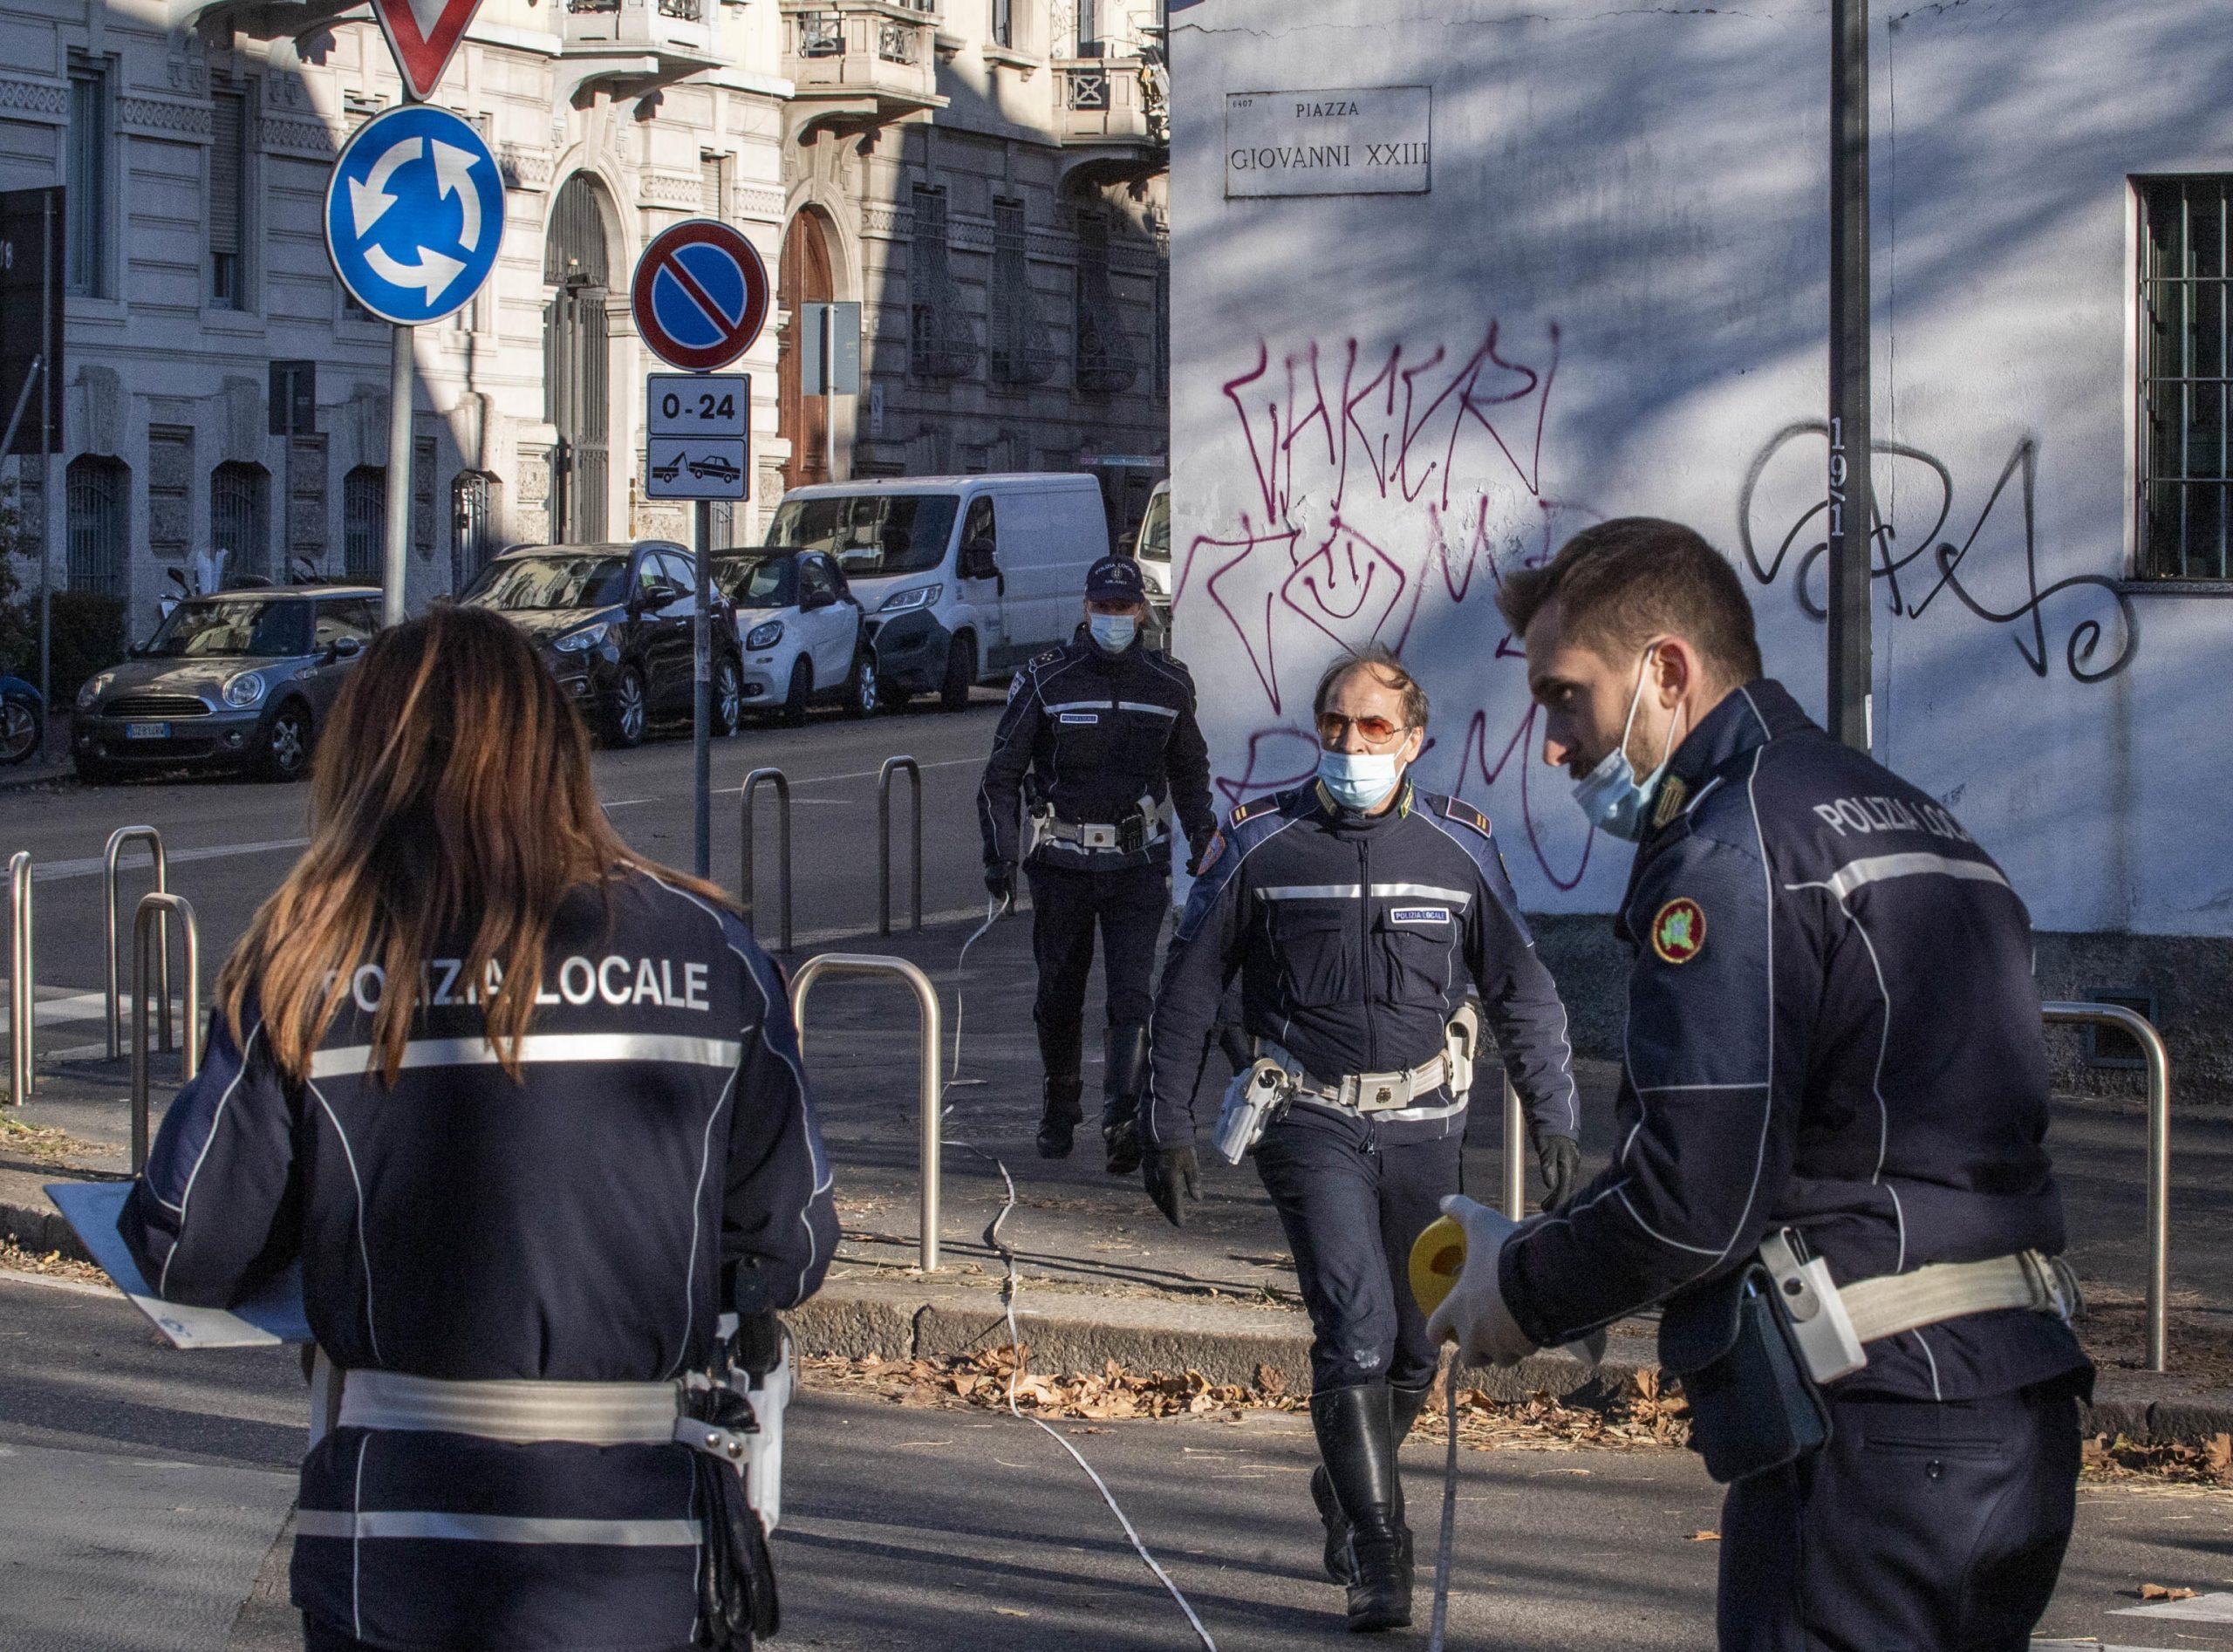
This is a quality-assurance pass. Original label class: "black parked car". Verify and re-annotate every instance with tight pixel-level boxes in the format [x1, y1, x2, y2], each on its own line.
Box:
[71, 584, 382, 783]
[459, 542, 743, 747]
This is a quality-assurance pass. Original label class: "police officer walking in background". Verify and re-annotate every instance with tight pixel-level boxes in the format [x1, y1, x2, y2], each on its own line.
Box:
[1142, 645, 1581, 1633]
[980, 554, 1216, 1169]
[1429, 520, 2090, 1649]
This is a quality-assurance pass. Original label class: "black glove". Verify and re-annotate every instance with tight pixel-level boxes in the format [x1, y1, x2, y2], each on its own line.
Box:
[1143, 1143, 1199, 1228]
[985, 863, 1016, 903]
[1536, 1133, 1582, 1213]
[1185, 843, 1207, 877]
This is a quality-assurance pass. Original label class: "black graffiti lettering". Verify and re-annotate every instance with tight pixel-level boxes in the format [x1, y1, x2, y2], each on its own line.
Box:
[1738, 422, 2138, 684]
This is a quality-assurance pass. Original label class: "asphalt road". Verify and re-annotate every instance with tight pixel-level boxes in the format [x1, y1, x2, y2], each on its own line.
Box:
[4, 1273, 2232, 1652]
[1, 693, 1005, 1013]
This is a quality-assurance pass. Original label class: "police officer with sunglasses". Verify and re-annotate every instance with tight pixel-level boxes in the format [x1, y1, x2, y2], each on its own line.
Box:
[1140, 644, 1581, 1633]
[980, 555, 1217, 1170]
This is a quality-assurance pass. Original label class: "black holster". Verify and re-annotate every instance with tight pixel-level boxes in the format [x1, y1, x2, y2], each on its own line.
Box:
[1660, 1264, 1831, 1485]
[686, 1384, 781, 1649]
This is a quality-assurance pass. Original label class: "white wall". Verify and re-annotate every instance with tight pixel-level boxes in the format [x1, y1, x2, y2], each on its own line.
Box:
[1168, 0, 2233, 938]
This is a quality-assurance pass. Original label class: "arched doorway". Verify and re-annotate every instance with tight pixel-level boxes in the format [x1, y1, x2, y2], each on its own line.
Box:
[777, 209, 837, 493]
[544, 175, 614, 543]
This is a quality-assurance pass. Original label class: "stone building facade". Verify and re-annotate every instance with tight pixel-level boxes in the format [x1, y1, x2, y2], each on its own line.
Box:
[0, 0, 1166, 641]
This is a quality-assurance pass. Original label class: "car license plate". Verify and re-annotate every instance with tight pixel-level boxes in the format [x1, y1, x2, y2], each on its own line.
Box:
[124, 721, 168, 741]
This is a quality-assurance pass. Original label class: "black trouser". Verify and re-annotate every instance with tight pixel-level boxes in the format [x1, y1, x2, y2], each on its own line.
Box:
[304, 1618, 694, 1651]
[1025, 859, 1168, 1080]
[1253, 1106, 1461, 1394]
[1717, 1376, 2083, 1650]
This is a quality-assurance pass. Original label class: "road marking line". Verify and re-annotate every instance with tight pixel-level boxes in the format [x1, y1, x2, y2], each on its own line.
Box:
[31, 836, 311, 883]
[714, 755, 980, 795]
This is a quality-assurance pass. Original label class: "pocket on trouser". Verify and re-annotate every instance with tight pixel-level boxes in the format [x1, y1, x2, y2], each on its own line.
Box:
[1954, 1390, 2080, 1648]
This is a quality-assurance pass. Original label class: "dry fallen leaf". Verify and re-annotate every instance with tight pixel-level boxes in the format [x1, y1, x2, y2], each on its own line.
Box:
[2138, 1583, 2199, 1601]
[1686, 1530, 1722, 1543]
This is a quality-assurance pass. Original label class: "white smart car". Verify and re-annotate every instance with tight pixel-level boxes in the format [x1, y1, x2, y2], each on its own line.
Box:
[712, 547, 878, 722]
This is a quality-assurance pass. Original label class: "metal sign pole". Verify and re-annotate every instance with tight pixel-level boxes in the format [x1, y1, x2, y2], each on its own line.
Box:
[821, 302, 837, 482]
[693, 497, 713, 878]
[1827, 0, 1873, 752]
[38, 190, 53, 713]
[382, 324, 414, 627]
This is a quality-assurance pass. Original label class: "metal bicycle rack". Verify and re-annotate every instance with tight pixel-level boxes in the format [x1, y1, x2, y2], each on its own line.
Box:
[877, 755, 923, 937]
[1499, 1075, 1526, 1222]
[7, 850, 29, 1103]
[739, 767, 793, 953]
[789, 952, 942, 1271]
[130, 891, 201, 1174]
[105, 825, 172, 1061]
[2042, 1001, 2174, 1372]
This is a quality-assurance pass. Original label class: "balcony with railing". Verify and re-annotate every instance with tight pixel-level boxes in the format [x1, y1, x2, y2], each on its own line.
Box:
[563, 0, 717, 72]
[1056, 56, 1166, 149]
[782, 2, 947, 133]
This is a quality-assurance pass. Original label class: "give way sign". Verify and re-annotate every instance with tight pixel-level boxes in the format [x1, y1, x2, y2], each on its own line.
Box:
[370, 0, 487, 103]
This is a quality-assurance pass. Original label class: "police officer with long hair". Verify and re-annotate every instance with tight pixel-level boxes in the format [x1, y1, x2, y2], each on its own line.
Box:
[119, 604, 837, 1652]
[979, 554, 1216, 1170]
[1429, 521, 2089, 1649]
[1142, 645, 1581, 1633]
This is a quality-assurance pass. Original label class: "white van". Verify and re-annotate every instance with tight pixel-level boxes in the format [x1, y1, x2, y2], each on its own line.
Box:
[764, 474, 1110, 709]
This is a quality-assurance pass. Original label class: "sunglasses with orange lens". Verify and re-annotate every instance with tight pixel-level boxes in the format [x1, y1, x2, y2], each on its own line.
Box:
[1315, 712, 1409, 746]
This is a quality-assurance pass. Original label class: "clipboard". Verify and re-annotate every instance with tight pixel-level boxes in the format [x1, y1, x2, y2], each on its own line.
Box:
[44, 1181, 312, 1349]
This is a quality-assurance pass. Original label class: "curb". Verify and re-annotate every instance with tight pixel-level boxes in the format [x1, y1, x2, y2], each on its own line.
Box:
[8, 1191, 2228, 1449]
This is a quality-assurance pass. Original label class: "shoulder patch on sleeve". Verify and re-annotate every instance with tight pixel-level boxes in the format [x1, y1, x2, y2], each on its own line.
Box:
[1231, 795, 1277, 827]
[1440, 796, 1494, 838]
[1028, 645, 1066, 669]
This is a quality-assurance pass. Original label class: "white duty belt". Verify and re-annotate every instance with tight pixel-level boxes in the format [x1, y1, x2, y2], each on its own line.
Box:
[1759, 1232, 2082, 1385]
[1260, 1039, 1451, 1114]
[336, 1368, 749, 1457]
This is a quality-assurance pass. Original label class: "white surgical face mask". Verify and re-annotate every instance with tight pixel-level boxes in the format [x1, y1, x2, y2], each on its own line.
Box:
[1088, 613, 1137, 654]
[1570, 644, 1683, 842]
[1318, 748, 1404, 813]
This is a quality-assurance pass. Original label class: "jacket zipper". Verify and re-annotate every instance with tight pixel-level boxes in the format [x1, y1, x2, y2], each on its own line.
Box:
[1358, 835, 1378, 1070]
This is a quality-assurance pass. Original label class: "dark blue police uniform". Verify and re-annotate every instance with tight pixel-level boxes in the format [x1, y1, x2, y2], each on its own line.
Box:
[120, 869, 837, 1652]
[978, 570, 1214, 1166]
[1146, 778, 1578, 1397]
[1497, 679, 2090, 1650]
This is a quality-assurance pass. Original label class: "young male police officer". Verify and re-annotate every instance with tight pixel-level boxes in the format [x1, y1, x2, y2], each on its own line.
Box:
[1142, 646, 1581, 1633]
[979, 554, 1216, 1169]
[1428, 520, 2090, 1649]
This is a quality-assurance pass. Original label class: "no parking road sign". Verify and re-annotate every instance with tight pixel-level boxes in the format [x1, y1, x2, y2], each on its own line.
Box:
[324, 105, 503, 325]
[632, 220, 770, 374]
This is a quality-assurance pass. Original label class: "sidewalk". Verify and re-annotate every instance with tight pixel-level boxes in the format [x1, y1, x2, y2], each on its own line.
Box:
[7, 908, 2231, 1443]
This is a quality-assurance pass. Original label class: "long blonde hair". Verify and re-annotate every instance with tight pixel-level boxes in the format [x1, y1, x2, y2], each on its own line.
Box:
[218, 602, 729, 1084]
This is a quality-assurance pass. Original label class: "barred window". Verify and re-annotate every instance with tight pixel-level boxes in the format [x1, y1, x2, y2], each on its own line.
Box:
[343, 466, 386, 584]
[988, 197, 1040, 386]
[909, 185, 975, 379]
[2138, 176, 2232, 579]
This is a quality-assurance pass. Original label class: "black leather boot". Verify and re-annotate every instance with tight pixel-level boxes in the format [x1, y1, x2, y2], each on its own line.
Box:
[1101, 1023, 1149, 1175]
[1035, 1017, 1084, 1159]
[1314, 1378, 1434, 1583]
[1309, 1383, 1413, 1632]
[1036, 1076, 1083, 1158]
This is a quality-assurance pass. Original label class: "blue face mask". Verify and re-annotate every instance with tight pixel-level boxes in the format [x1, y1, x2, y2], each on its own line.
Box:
[1088, 613, 1137, 654]
[1317, 749, 1405, 813]
[1570, 644, 1683, 842]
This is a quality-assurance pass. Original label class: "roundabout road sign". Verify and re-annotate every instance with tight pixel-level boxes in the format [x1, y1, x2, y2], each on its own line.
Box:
[631, 219, 770, 373]
[324, 104, 503, 326]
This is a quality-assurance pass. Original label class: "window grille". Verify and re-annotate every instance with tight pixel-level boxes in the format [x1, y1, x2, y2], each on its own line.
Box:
[1074, 212, 1135, 394]
[343, 467, 386, 584]
[910, 186, 976, 379]
[2138, 176, 2233, 579]
[66, 455, 128, 599]
[212, 462, 270, 581]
